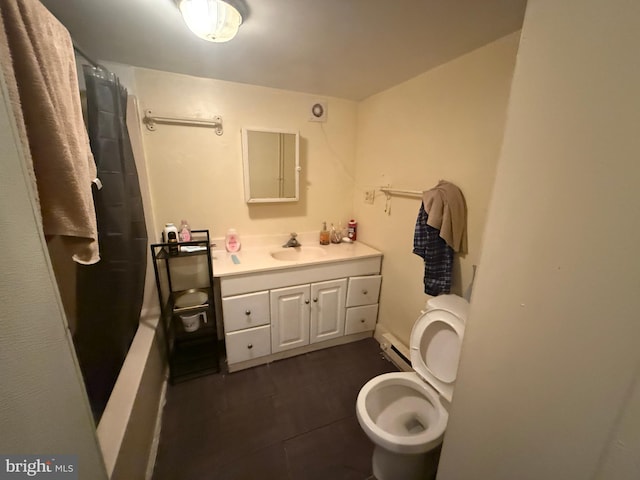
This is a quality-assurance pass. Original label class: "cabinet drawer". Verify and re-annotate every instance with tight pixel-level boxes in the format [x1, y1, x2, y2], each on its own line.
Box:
[225, 325, 271, 364]
[222, 291, 269, 333]
[345, 304, 379, 335]
[346, 275, 381, 307]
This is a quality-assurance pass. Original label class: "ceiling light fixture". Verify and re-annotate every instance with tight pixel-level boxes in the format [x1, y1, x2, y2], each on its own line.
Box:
[178, 0, 242, 43]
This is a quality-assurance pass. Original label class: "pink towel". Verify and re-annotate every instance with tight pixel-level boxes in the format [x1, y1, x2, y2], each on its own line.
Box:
[1, 0, 99, 264]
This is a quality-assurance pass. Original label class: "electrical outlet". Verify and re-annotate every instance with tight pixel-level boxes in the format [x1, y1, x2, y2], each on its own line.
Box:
[364, 189, 375, 204]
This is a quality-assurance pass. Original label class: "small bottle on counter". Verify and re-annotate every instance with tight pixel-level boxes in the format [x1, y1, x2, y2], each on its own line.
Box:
[179, 220, 191, 242]
[348, 219, 357, 241]
[319, 221, 330, 245]
[167, 232, 179, 255]
[330, 223, 341, 244]
[164, 223, 179, 255]
[163, 223, 177, 241]
[225, 228, 241, 252]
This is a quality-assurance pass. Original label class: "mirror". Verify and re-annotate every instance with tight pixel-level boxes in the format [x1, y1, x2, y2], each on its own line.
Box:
[241, 128, 300, 203]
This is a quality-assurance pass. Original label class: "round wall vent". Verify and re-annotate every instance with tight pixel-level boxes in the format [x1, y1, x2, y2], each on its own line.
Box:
[309, 101, 328, 122]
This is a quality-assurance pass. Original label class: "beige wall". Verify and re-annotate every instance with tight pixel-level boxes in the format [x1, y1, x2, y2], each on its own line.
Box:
[134, 68, 358, 242]
[438, 0, 640, 479]
[353, 33, 520, 344]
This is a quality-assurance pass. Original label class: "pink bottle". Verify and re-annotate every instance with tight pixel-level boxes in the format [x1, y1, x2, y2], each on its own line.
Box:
[225, 229, 241, 252]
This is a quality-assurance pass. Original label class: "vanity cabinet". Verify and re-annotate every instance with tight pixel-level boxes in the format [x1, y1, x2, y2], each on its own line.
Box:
[270, 278, 347, 353]
[217, 255, 382, 372]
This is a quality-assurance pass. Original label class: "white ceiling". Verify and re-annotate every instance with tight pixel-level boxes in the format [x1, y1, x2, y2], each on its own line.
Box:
[40, 0, 527, 101]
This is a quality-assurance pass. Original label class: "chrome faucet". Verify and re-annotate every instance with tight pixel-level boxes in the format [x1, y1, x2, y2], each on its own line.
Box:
[283, 232, 301, 248]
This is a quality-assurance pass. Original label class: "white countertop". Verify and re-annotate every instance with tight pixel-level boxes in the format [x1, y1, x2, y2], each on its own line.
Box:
[212, 240, 383, 278]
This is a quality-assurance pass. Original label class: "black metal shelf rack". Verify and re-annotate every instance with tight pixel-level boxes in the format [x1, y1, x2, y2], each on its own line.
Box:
[151, 229, 219, 383]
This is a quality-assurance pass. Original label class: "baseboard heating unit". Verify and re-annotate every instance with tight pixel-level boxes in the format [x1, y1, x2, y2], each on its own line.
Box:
[379, 332, 412, 372]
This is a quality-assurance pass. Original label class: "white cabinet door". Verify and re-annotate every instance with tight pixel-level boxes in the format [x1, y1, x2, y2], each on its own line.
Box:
[310, 278, 347, 344]
[270, 284, 310, 353]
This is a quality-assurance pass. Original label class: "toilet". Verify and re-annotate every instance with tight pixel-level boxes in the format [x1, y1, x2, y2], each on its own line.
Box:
[356, 294, 469, 480]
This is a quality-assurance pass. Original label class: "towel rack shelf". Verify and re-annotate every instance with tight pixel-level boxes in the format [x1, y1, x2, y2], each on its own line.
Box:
[379, 186, 423, 198]
[143, 110, 223, 135]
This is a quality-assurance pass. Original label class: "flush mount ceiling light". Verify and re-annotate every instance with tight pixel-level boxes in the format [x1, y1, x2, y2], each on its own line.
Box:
[178, 0, 242, 43]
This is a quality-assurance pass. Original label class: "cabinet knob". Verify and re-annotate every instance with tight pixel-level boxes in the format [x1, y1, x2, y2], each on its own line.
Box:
[362, 289, 368, 295]
[245, 309, 251, 315]
[313, 298, 318, 303]
[305, 299, 310, 304]
[247, 343, 253, 349]
[360, 318, 366, 323]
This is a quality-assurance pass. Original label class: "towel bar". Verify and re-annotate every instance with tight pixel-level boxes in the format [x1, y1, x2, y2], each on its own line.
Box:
[379, 186, 423, 198]
[143, 110, 223, 135]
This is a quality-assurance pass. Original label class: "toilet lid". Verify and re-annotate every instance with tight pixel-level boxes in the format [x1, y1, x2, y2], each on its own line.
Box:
[410, 296, 468, 402]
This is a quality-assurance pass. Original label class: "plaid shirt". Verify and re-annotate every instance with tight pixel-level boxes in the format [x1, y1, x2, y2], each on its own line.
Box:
[413, 202, 453, 295]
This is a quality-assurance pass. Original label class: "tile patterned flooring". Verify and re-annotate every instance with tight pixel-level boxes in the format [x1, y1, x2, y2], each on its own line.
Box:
[152, 338, 398, 480]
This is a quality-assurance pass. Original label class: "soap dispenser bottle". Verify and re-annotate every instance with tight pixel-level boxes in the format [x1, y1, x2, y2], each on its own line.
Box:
[319, 222, 330, 245]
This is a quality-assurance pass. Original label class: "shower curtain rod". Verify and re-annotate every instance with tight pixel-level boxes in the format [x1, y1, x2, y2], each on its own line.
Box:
[73, 44, 104, 70]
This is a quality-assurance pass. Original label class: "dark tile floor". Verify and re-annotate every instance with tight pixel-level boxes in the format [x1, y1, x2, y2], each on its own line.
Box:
[152, 338, 398, 480]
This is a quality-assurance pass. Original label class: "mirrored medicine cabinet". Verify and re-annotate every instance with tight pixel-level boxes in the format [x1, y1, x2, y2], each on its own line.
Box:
[241, 128, 300, 203]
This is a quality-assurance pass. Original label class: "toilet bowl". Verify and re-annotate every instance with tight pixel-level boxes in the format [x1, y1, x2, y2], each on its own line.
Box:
[356, 294, 469, 480]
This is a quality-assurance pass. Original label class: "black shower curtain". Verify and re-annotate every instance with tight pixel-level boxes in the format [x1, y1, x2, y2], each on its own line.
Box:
[74, 67, 148, 422]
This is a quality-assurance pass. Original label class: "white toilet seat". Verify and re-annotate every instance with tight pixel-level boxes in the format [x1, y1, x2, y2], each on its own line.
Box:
[356, 372, 448, 454]
[410, 304, 465, 403]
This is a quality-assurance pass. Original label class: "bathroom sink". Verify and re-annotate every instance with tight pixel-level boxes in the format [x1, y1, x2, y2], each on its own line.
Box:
[270, 246, 328, 262]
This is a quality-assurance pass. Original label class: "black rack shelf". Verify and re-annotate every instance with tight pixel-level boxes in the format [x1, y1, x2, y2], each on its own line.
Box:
[151, 229, 219, 383]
